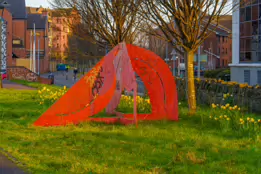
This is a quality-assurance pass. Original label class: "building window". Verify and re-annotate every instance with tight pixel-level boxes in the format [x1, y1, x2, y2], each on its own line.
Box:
[245, 6, 251, 21]
[56, 43, 59, 48]
[257, 71, 261, 85]
[226, 48, 228, 54]
[252, 5, 258, 21]
[12, 40, 21, 45]
[244, 70, 250, 84]
[240, 4, 261, 63]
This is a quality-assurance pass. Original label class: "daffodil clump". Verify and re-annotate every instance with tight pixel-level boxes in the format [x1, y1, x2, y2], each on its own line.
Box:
[37, 86, 68, 105]
[117, 95, 151, 113]
[209, 93, 260, 135]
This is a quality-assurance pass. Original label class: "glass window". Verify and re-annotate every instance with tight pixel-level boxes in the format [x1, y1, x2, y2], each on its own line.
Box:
[245, 6, 251, 21]
[240, 52, 245, 61]
[252, 51, 259, 62]
[246, 38, 252, 51]
[240, 8, 245, 22]
[259, 36, 261, 49]
[251, 35, 259, 51]
[259, 5, 261, 19]
[259, 20, 261, 34]
[244, 22, 252, 36]
[245, 52, 252, 61]
[240, 38, 245, 52]
[258, 52, 261, 61]
[252, 5, 258, 21]
[252, 0, 258, 5]
[240, 23, 245, 36]
[252, 21, 258, 35]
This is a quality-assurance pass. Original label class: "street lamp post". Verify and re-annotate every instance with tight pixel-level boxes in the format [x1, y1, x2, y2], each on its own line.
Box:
[197, 46, 201, 78]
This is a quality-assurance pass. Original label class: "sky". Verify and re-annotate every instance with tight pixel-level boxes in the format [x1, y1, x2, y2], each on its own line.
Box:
[26, 0, 51, 8]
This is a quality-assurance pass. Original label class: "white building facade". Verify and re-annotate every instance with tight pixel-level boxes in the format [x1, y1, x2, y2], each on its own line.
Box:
[230, 0, 261, 85]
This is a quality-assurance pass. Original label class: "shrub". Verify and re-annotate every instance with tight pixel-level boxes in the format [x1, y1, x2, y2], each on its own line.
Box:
[204, 69, 228, 78]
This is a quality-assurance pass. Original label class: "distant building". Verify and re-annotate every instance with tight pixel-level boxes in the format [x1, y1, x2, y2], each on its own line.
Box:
[230, 1, 261, 85]
[148, 16, 232, 70]
[0, 0, 50, 73]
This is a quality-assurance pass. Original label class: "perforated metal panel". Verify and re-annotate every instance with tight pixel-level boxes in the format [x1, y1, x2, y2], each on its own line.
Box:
[244, 70, 250, 84]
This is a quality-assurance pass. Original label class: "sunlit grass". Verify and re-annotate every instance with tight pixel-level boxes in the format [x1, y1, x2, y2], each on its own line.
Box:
[0, 83, 261, 174]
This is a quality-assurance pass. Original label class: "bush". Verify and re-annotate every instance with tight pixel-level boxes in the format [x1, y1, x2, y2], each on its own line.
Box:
[204, 68, 230, 79]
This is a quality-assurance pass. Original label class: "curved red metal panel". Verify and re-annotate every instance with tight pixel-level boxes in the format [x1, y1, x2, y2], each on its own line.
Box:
[33, 43, 178, 127]
[124, 44, 178, 121]
[33, 46, 119, 127]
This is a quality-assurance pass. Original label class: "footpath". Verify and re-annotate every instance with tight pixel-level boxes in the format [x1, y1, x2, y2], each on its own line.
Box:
[1, 81, 30, 174]
[0, 153, 26, 174]
[2, 80, 35, 90]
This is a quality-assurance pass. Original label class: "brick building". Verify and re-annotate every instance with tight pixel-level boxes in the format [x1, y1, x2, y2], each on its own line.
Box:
[0, 0, 50, 73]
[148, 16, 232, 70]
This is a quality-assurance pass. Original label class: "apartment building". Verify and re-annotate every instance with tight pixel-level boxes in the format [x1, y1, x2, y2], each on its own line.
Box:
[230, 0, 261, 85]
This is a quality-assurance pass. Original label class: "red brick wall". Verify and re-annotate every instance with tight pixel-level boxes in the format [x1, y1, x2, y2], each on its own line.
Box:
[12, 20, 27, 57]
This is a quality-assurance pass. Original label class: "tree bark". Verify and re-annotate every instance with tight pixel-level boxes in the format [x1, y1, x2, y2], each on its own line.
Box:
[0, 75, 2, 89]
[186, 50, 196, 114]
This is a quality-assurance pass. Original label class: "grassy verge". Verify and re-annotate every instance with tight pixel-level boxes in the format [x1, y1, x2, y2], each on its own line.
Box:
[0, 83, 261, 174]
[10, 80, 63, 90]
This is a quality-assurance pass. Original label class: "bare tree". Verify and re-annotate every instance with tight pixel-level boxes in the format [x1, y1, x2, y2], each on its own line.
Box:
[50, 0, 144, 48]
[142, 0, 242, 114]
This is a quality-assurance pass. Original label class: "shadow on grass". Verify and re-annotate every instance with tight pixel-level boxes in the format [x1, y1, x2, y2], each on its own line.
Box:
[4, 126, 260, 174]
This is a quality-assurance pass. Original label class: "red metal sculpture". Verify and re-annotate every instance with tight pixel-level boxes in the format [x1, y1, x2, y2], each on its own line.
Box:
[34, 43, 178, 127]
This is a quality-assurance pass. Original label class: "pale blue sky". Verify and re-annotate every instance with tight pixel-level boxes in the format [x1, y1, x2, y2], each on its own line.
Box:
[25, 0, 50, 8]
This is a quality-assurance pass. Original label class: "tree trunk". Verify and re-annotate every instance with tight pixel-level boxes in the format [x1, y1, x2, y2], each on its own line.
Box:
[0, 76, 2, 89]
[186, 50, 197, 114]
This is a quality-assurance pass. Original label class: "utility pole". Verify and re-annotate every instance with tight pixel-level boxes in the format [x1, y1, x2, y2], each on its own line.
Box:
[33, 23, 36, 73]
[30, 30, 32, 71]
[171, 49, 176, 76]
[38, 37, 40, 75]
[197, 46, 201, 78]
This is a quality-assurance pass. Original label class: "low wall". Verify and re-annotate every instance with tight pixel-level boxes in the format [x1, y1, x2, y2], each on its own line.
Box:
[175, 78, 261, 113]
[7, 66, 52, 85]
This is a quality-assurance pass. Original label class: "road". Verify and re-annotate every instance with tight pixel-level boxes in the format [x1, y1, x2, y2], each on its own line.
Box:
[41, 70, 145, 94]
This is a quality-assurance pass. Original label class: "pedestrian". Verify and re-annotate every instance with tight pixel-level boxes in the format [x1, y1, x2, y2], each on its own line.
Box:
[73, 67, 78, 82]
[65, 66, 69, 80]
[48, 71, 54, 84]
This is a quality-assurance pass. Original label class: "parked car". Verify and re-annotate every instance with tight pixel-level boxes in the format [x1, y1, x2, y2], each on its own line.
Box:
[56, 64, 70, 71]
[1, 69, 7, 80]
[194, 66, 205, 76]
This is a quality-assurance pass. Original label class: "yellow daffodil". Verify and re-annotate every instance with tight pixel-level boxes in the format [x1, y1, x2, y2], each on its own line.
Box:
[212, 103, 216, 108]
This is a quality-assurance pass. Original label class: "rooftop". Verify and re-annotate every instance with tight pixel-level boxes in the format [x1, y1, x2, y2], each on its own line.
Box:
[27, 14, 47, 29]
[0, 0, 27, 19]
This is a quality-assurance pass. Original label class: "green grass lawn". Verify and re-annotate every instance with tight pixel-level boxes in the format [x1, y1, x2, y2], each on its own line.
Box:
[0, 83, 261, 174]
